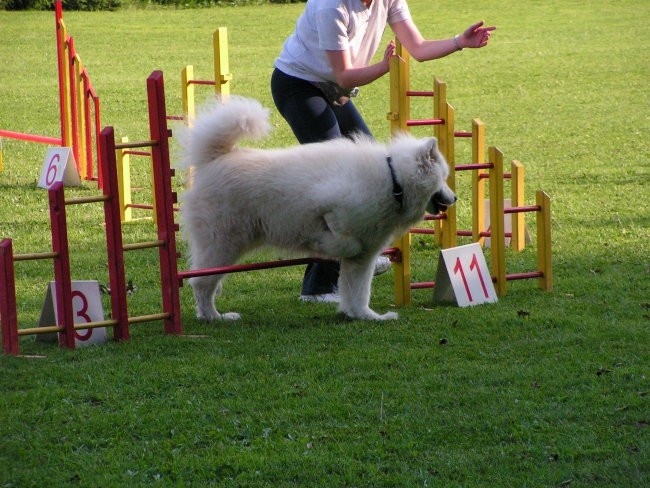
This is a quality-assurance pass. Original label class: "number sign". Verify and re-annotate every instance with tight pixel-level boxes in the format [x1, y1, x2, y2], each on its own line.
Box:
[432, 243, 497, 307]
[37, 147, 80, 189]
[36, 281, 107, 347]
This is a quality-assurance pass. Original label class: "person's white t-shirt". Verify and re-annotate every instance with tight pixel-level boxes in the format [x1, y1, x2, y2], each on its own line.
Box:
[274, 0, 411, 83]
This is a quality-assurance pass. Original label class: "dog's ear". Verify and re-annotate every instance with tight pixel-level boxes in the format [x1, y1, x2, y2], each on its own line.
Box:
[423, 137, 440, 160]
[416, 138, 440, 174]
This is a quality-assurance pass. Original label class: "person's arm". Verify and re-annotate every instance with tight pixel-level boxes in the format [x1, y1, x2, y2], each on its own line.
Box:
[391, 19, 496, 62]
[326, 40, 397, 89]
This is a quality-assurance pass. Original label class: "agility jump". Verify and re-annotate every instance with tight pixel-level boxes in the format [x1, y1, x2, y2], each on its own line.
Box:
[1, 71, 183, 356]
[116, 28, 232, 224]
[1, 45, 552, 354]
[0, 1, 102, 184]
[387, 41, 552, 304]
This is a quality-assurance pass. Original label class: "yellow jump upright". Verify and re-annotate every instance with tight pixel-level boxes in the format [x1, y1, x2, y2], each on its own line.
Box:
[386, 42, 412, 306]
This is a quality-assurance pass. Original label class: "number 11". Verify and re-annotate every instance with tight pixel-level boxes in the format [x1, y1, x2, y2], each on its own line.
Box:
[454, 253, 490, 303]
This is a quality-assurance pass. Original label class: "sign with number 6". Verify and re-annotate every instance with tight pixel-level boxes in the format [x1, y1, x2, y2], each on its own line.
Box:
[37, 147, 80, 189]
[432, 243, 497, 307]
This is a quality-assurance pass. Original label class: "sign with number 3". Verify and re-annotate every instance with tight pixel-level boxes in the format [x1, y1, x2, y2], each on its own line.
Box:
[37, 280, 107, 347]
[432, 243, 497, 307]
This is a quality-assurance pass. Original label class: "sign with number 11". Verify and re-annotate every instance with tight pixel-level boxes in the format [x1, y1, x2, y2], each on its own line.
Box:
[432, 243, 497, 307]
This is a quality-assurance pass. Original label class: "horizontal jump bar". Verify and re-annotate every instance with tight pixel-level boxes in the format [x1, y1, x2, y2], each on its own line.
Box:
[455, 163, 493, 171]
[180, 246, 405, 281]
[125, 203, 179, 212]
[128, 313, 171, 324]
[406, 91, 434, 97]
[478, 231, 513, 238]
[125, 203, 154, 211]
[406, 119, 444, 126]
[13, 251, 58, 261]
[506, 271, 544, 281]
[65, 195, 109, 205]
[411, 281, 435, 289]
[187, 80, 216, 86]
[123, 240, 164, 251]
[0, 129, 63, 146]
[179, 257, 328, 281]
[423, 214, 446, 221]
[17, 319, 118, 336]
[114, 140, 159, 150]
[478, 173, 512, 180]
[410, 273, 544, 291]
[504, 205, 541, 214]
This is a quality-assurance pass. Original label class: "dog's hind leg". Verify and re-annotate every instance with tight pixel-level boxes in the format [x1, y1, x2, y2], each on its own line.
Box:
[189, 275, 240, 321]
[337, 256, 398, 321]
[188, 240, 242, 321]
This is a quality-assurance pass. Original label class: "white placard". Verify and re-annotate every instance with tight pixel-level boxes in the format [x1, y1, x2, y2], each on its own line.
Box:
[37, 147, 80, 189]
[36, 280, 107, 347]
[432, 243, 497, 307]
[483, 199, 531, 248]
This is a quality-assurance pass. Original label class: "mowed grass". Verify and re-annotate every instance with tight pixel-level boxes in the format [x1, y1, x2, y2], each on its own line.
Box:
[0, 0, 648, 486]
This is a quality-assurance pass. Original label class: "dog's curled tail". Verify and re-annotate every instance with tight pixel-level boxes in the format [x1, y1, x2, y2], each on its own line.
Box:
[178, 95, 272, 168]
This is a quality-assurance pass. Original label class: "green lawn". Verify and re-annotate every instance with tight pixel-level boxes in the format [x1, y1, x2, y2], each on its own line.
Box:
[0, 1, 648, 486]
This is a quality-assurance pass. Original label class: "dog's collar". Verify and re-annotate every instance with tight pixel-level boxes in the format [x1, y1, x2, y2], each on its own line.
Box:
[386, 156, 404, 208]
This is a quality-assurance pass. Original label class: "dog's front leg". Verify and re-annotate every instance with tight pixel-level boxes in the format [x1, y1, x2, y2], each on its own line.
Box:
[337, 257, 398, 321]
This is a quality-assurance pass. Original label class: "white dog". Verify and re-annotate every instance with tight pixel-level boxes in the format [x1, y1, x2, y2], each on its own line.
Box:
[178, 96, 456, 321]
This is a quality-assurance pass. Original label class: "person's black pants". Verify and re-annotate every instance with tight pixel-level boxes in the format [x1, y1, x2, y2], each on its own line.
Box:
[271, 68, 373, 295]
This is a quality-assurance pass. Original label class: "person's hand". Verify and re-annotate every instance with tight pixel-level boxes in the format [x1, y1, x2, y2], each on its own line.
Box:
[459, 21, 496, 49]
[382, 40, 405, 71]
[380, 40, 398, 73]
[383, 40, 397, 62]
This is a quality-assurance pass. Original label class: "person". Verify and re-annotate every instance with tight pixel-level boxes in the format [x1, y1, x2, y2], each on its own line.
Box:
[271, 0, 495, 303]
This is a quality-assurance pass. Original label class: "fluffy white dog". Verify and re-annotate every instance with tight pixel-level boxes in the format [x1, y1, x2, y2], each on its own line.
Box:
[178, 96, 456, 321]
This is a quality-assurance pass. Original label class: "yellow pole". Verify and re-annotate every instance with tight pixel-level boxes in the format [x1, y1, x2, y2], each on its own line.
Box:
[441, 102, 457, 249]
[536, 190, 553, 291]
[213, 27, 232, 97]
[471, 118, 486, 246]
[181, 65, 196, 124]
[432, 79, 447, 246]
[74, 55, 87, 180]
[387, 44, 411, 306]
[489, 146, 507, 296]
[511, 160, 526, 251]
[392, 234, 411, 306]
[59, 20, 73, 149]
[387, 41, 409, 134]
[433, 79, 445, 143]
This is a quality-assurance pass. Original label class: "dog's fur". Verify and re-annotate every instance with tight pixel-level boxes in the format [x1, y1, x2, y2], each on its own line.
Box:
[178, 96, 456, 321]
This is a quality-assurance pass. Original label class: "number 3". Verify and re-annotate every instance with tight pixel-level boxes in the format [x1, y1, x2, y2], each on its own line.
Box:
[71, 290, 93, 341]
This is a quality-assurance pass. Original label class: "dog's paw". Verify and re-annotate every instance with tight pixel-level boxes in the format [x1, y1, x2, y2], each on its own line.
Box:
[196, 306, 240, 321]
[196, 311, 220, 322]
[377, 311, 398, 320]
[380, 311, 399, 320]
[221, 312, 241, 321]
[339, 307, 399, 321]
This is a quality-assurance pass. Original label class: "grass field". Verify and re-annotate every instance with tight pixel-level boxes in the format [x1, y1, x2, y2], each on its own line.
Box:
[0, 0, 648, 486]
